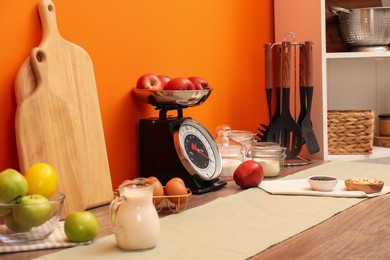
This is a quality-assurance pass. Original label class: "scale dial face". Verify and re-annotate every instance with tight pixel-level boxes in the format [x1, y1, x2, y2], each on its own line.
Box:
[174, 119, 222, 181]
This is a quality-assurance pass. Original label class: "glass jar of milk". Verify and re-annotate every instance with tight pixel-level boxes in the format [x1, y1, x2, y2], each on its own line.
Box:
[215, 126, 243, 177]
[247, 142, 286, 177]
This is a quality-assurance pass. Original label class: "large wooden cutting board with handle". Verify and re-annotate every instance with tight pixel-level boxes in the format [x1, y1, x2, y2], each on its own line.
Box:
[15, 0, 113, 218]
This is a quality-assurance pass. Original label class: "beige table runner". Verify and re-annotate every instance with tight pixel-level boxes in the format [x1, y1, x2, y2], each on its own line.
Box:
[260, 179, 390, 197]
[35, 161, 390, 260]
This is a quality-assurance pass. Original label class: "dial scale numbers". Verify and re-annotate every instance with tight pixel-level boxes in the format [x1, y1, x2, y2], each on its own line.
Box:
[180, 126, 215, 178]
[176, 120, 221, 180]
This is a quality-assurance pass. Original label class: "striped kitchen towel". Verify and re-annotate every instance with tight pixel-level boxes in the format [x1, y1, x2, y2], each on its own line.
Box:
[0, 221, 91, 253]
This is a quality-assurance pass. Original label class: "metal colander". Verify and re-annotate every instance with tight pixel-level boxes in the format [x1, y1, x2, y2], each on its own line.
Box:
[330, 6, 390, 51]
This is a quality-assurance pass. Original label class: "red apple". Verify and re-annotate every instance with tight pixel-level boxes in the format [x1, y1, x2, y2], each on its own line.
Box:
[233, 160, 264, 189]
[188, 76, 210, 90]
[136, 73, 163, 90]
[158, 75, 171, 88]
[164, 77, 195, 90]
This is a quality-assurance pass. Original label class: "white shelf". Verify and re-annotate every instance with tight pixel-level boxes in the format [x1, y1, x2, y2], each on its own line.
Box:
[327, 146, 390, 162]
[275, 0, 390, 165]
[326, 52, 390, 59]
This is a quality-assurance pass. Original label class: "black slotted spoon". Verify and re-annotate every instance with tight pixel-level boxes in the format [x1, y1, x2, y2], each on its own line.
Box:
[259, 45, 282, 141]
[267, 41, 303, 159]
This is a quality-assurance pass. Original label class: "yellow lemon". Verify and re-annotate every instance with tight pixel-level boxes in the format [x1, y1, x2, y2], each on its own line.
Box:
[25, 163, 58, 198]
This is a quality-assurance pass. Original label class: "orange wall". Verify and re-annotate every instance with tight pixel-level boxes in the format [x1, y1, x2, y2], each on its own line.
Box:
[0, 0, 274, 189]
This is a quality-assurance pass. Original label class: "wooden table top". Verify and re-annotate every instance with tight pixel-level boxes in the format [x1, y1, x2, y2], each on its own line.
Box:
[3, 160, 390, 259]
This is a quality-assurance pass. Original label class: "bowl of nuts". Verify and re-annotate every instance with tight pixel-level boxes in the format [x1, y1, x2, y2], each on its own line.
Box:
[344, 178, 384, 194]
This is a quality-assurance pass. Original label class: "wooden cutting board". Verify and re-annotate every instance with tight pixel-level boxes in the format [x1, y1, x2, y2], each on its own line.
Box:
[15, 0, 113, 218]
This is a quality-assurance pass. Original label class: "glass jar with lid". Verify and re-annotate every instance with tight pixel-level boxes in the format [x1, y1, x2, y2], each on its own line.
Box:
[247, 142, 286, 177]
[228, 130, 256, 160]
[215, 125, 243, 177]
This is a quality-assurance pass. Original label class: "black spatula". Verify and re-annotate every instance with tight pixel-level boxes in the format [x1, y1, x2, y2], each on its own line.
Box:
[257, 43, 273, 141]
[301, 41, 320, 154]
[267, 41, 303, 159]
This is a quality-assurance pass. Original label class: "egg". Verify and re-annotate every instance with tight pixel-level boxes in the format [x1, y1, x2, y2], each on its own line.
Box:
[169, 177, 185, 186]
[165, 177, 188, 205]
[148, 176, 165, 206]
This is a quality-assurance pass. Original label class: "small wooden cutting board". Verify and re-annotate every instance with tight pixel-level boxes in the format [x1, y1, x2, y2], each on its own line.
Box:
[15, 0, 113, 217]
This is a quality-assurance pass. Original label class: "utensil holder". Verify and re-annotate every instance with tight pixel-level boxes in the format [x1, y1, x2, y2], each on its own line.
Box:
[260, 32, 319, 162]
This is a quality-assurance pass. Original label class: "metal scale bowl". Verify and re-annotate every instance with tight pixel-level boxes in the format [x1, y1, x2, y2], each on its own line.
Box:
[134, 88, 227, 194]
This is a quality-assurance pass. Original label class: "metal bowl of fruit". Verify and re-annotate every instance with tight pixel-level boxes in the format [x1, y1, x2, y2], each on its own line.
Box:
[0, 191, 65, 244]
[133, 88, 213, 107]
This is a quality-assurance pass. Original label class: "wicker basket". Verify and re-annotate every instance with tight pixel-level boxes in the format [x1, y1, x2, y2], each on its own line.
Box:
[327, 110, 374, 155]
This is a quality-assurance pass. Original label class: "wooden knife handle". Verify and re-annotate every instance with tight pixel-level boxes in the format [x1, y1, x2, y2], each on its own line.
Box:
[305, 41, 313, 87]
[281, 41, 291, 88]
[265, 43, 273, 90]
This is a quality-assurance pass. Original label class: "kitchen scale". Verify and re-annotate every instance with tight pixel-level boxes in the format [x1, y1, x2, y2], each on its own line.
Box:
[134, 88, 227, 194]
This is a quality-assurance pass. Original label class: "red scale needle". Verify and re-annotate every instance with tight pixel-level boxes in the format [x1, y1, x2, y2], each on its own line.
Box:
[191, 143, 212, 161]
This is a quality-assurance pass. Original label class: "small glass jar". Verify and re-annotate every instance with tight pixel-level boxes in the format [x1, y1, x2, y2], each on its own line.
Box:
[215, 126, 243, 177]
[247, 142, 286, 177]
[215, 124, 233, 146]
[228, 130, 255, 160]
[378, 114, 390, 136]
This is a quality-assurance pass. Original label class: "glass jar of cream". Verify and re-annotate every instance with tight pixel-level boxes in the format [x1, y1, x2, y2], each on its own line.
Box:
[228, 130, 255, 160]
[247, 142, 286, 177]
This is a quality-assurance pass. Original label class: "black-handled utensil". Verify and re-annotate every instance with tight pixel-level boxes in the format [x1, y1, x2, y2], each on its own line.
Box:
[301, 41, 320, 154]
[297, 43, 307, 128]
[267, 41, 303, 159]
[257, 43, 273, 141]
[272, 45, 282, 124]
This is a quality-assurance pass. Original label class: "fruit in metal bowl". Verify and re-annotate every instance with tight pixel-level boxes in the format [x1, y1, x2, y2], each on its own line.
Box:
[344, 178, 384, 194]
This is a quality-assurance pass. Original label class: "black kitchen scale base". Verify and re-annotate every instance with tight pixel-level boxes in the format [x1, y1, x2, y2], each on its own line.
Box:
[138, 97, 226, 195]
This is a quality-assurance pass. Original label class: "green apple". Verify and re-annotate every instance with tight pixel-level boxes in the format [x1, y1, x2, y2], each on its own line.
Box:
[0, 168, 28, 217]
[0, 199, 16, 217]
[5, 213, 32, 233]
[0, 168, 28, 203]
[64, 211, 100, 242]
[13, 194, 51, 228]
